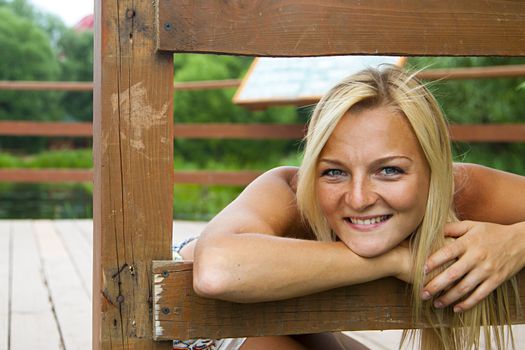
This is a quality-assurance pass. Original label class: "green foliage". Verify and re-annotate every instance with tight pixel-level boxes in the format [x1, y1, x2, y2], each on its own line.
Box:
[0, 152, 19, 167]
[0, 149, 92, 168]
[0, 6, 62, 120]
[57, 29, 93, 121]
[173, 54, 300, 167]
[173, 184, 242, 220]
[408, 57, 525, 175]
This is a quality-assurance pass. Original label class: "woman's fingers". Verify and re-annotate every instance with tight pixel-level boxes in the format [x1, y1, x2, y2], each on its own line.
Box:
[452, 279, 499, 312]
[443, 221, 472, 238]
[424, 238, 466, 275]
[431, 268, 483, 309]
[422, 252, 472, 300]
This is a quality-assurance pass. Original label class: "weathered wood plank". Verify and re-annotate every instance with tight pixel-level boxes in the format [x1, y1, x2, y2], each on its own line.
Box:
[54, 220, 92, 298]
[10, 221, 62, 350]
[152, 261, 525, 340]
[34, 220, 91, 350]
[93, 0, 174, 348]
[157, 0, 525, 57]
[0, 221, 10, 350]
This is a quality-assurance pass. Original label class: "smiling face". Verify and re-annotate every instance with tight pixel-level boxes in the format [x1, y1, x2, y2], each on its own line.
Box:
[316, 105, 430, 257]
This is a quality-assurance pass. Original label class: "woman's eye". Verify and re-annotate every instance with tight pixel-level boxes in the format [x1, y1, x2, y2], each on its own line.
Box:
[379, 167, 404, 176]
[322, 169, 345, 177]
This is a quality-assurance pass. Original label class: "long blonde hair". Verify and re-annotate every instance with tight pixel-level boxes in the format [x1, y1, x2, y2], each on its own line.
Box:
[296, 66, 518, 349]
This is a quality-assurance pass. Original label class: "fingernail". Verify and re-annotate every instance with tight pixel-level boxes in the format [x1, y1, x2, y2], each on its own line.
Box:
[453, 306, 462, 313]
[422, 291, 431, 300]
[434, 300, 444, 308]
[424, 264, 428, 274]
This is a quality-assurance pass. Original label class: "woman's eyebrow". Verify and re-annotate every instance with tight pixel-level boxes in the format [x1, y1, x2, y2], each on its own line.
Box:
[371, 155, 413, 166]
[318, 158, 344, 166]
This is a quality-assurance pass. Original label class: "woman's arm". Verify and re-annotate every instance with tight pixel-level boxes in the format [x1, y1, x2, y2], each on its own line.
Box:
[453, 163, 525, 223]
[193, 166, 409, 303]
[423, 163, 525, 311]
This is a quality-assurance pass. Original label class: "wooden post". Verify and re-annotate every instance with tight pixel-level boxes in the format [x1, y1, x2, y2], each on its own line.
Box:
[93, 0, 173, 348]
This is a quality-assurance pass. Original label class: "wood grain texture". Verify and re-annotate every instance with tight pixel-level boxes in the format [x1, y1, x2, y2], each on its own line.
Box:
[157, 0, 525, 57]
[93, 0, 173, 348]
[152, 261, 525, 340]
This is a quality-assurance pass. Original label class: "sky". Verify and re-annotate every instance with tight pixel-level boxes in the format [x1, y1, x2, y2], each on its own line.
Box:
[30, 0, 93, 26]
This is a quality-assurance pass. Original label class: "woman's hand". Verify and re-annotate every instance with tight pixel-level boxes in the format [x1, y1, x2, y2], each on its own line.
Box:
[422, 220, 525, 312]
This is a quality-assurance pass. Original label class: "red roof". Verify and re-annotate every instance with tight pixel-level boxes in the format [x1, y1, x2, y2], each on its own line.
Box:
[74, 14, 94, 32]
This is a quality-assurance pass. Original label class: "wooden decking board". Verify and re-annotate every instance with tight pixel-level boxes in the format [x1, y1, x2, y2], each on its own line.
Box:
[53, 220, 92, 298]
[34, 220, 91, 350]
[10, 220, 62, 350]
[0, 221, 10, 350]
[74, 219, 93, 247]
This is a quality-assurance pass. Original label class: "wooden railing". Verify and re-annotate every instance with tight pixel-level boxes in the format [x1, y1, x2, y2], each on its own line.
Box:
[2, 65, 525, 185]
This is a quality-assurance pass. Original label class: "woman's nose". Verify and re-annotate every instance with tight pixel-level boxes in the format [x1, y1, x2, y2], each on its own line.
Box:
[344, 179, 378, 211]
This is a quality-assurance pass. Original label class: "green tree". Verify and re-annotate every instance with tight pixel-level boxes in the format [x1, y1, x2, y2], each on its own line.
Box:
[408, 57, 525, 175]
[173, 54, 300, 168]
[57, 29, 93, 122]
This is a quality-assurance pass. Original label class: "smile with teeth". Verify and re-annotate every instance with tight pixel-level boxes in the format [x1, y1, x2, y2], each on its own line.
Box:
[346, 215, 392, 225]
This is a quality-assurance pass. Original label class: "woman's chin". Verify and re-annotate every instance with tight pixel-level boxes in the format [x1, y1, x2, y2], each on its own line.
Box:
[345, 240, 392, 258]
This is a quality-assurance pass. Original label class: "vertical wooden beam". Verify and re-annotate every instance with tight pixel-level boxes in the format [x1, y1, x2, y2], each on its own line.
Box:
[93, 0, 173, 348]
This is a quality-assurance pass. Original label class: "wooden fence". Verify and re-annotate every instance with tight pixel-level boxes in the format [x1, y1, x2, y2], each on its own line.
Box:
[1, 64, 525, 185]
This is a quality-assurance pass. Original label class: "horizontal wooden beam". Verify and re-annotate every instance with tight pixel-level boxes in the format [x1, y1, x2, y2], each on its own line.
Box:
[0, 169, 263, 186]
[417, 64, 525, 81]
[152, 261, 525, 340]
[2, 122, 524, 142]
[0, 169, 93, 183]
[157, 0, 525, 57]
[0, 81, 93, 91]
[0, 80, 241, 92]
[173, 170, 261, 186]
[0, 121, 93, 137]
[173, 123, 305, 139]
[449, 124, 525, 143]
[173, 79, 241, 91]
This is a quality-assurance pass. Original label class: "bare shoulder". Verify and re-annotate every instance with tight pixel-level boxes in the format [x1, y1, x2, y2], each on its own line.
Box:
[203, 166, 311, 238]
[453, 163, 525, 223]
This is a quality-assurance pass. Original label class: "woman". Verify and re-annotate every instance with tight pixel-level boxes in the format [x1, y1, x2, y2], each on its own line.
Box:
[179, 67, 525, 350]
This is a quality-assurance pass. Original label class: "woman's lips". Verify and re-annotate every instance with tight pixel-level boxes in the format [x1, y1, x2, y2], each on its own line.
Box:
[344, 214, 392, 231]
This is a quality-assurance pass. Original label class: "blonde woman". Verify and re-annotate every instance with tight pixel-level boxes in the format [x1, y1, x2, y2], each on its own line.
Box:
[178, 67, 525, 350]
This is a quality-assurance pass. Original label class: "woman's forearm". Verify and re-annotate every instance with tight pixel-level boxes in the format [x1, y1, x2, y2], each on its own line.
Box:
[193, 232, 403, 303]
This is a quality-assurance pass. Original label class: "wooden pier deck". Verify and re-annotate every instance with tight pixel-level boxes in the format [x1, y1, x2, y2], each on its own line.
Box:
[1, 219, 524, 349]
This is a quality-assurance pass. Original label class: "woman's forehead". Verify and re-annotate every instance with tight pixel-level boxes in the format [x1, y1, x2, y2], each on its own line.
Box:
[321, 106, 424, 162]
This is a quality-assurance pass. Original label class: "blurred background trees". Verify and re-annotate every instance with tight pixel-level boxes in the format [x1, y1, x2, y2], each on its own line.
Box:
[0, 0, 523, 219]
